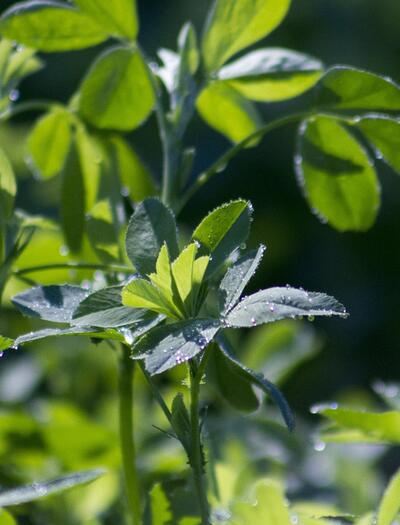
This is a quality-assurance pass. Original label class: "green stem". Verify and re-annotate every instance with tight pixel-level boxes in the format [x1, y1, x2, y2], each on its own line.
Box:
[118, 346, 142, 525]
[137, 361, 173, 424]
[189, 350, 212, 525]
[0, 100, 56, 120]
[13, 262, 132, 276]
[179, 111, 315, 212]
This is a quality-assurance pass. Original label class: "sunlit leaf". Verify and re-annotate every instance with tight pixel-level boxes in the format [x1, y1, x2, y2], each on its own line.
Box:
[125, 198, 179, 275]
[79, 46, 155, 131]
[86, 200, 119, 263]
[0, 1, 108, 51]
[0, 510, 16, 525]
[76, 124, 102, 210]
[12, 285, 89, 322]
[296, 116, 380, 231]
[0, 335, 13, 352]
[27, 107, 71, 179]
[202, 0, 291, 71]
[377, 467, 400, 525]
[122, 277, 177, 319]
[218, 48, 323, 102]
[197, 82, 262, 143]
[226, 286, 347, 328]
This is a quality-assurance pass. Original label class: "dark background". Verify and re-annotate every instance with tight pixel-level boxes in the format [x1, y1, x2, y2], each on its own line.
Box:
[2, 0, 400, 415]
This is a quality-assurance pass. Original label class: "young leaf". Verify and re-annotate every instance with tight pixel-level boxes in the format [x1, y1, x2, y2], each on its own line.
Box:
[226, 286, 347, 328]
[219, 244, 266, 314]
[78, 46, 155, 131]
[231, 479, 292, 524]
[122, 277, 177, 319]
[202, 0, 291, 72]
[196, 82, 263, 143]
[171, 243, 198, 304]
[12, 285, 89, 323]
[170, 393, 192, 455]
[27, 108, 71, 179]
[355, 116, 400, 174]
[132, 319, 220, 375]
[2, 43, 43, 92]
[192, 199, 253, 276]
[217, 334, 294, 430]
[71, 286, 149, 328]
[125, 198, 179, 275]
[218, 48, 323, 102]
[60, 138, 86, 253]
[15, 326, 126, 346]
[0, 335, 14, 352]
[0, 1, 108, 52]
[0, 146, 16, 220]
[296, 116, 380, 231]
[377, 467, 400, 525]
[314, 66, 400, 113]
[73, 0, 138, 40]
[0, 469, 105, 507]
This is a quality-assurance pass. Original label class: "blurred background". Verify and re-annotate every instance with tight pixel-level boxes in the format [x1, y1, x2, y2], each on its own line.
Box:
[0, 0, 399, 521]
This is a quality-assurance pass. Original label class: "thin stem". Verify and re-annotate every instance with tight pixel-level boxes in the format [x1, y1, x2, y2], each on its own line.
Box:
[179, 111, 315, 211]
[137, 361, 173, 424]
[118, 346, 142, 525]
[0, 100, 56, 120]
[13, 262, 132, 277]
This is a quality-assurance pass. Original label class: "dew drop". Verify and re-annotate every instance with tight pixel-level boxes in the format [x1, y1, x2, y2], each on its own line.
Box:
[314, 440, 326, 452]
[9, 89, 19, 102]
[59, 245, 69, 257]
[308, 315, 315, 322]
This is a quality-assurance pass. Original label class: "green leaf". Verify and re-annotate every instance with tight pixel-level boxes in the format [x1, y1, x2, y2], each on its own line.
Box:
[145, 482, 201, 525]
[355, 514, 374, 525]
[218, 48, 323, 102]
[2, 42, 43, 92]
[27, 108, 71, 179]
[125, 198, 179, 275]
[0, 1, 108, 52]
[377, 467, 400, 525]
[133, 319, 220, 375]
[192, 199, 252, 276]
[226, 286, 347, 328]
[76, 124, 102, 210]
[219, 244, 266, 314]
[0, 469, 105, 507]
[196, 82, 263, 143]
[314, 66, 400, 113]
[86, 200, 119, 263]
[0, 146, 16, 220]
[108, 135, 157, 202]
[170, 393, 192, 456]
[231, 478, 291, 524]
[0, 335, 13, 352]
[319, 406, 400, 444]
[217, 334, 294, 430]
[78, 46, 155, 131]
[202, 0, 291, 72]
[178, 22, 199, 75]
[60, 138, 86, 253]
[122, 277, 178, 319]
[297, 116, 380, 231]
[146, 484, 173, 525]
[74, 0, 138, 40]
[72, 285, 149, 328]
[0, 510, 16, 525]
[355, 116, 400, 174]
[15, 326, 126, 346]
[12, 285, 89, 323]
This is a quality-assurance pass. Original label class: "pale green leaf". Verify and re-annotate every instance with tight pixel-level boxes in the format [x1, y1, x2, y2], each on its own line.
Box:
[0, 510, 16, 525]
[125, 198, 179, 275]
[2, 43, 43, 89]
[355, 513, 374, 525]
[76, 124, 102, 210]
[27, 108, 71, 179]
[377, 467, 400, 525]
[0, 469, 105, 507]
[79, 46, 155, 131]
[219, 48, 323, 102]
[86, 200, 119, 263]
[171, 243, 198, 304]
[0, 1, 108, 52]
[297, 116, 380, 231]
[133, 319, 220, 375]
[0, 146, 16, 220]
[122, 277, 176, 318]
[202, 0, 291, 71]
[74, 0, 138, 40]
[226, 286, 347, 328]
[12, 285, 88, 323]
[196, 82, 263, 143]
[0, 335, 13, 352]
[149, 244, 182, 317]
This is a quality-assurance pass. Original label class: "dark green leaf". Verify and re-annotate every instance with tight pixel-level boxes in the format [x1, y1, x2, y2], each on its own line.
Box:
[355, 116, 400, 174]
[192, 199, 253, 277]
[297, 116, 380, 231]
[125, 198, 179, 275]
[315, 66, 400, 113]
[78, 46, 155, 131]
[218, 47, 323, 102]
[15, 326, 125, 346]
[217, 333, 294, 430]
[202, 0, 291, 72]
[12, 285, 88, 323]
[196, 82, 263, 143]
[74, 0, 138, 40]
[72, 285, 149, 328]
[377, 467, 400, 525]
[60, 138, 86, 253]
[0, 469, 105, 507]
[27, 107, 71, 179]
[0, 1, 108, 52]
[0, 146, 16, 221]
[226, 286, 347, 328]
[219, 244, 266, 314]
[170, 393, 191, 455]
[133, 319, 220, 375]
